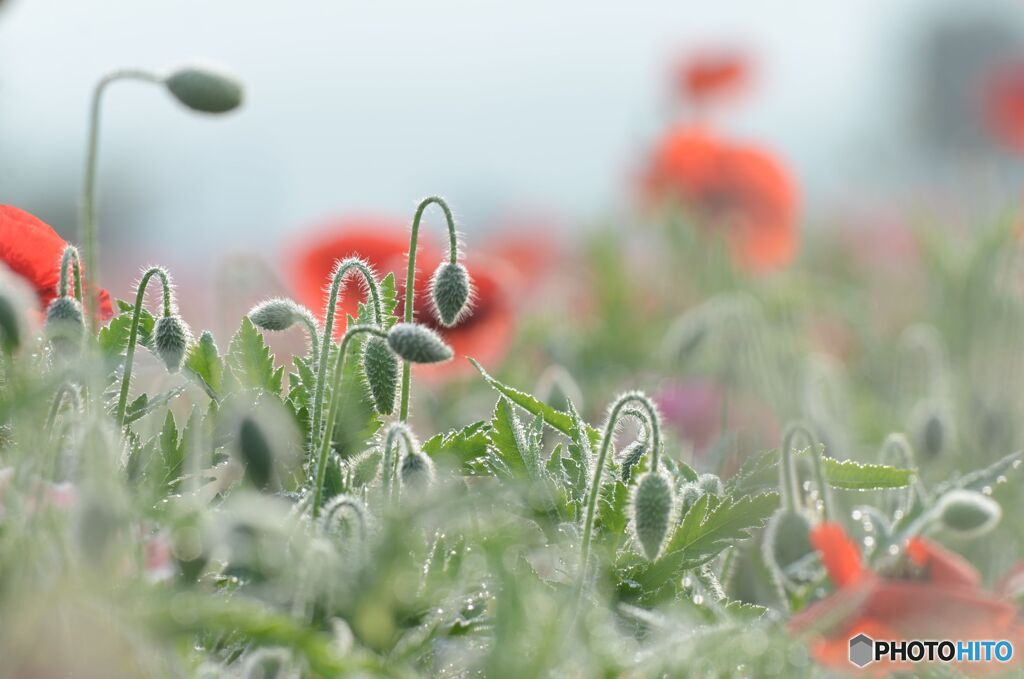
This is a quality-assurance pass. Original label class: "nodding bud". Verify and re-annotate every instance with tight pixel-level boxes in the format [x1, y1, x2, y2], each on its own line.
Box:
[249, 298, 300, 331]
[153, 314, 192, 372]
[45, 296, 85, 356]
[238, 417, 274, 491]
[386, 323, 453, 363]
[163, 65, 243, 114]
[698, 473, 723, 498]
[631, 472, 674, 560]
[935, 489, 1002, 537]
[921, 413, 944, 457]
[430, 261, 472, 327]
[362, 336, 399, 415]
[619, 440, 647, 484]
[678, 482, 704, 516]
[400, 451, 435, 489]
[762, 508, 815, 587]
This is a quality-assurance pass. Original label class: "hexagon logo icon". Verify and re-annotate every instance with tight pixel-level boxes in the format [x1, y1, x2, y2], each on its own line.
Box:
[849, 633, 874, 668]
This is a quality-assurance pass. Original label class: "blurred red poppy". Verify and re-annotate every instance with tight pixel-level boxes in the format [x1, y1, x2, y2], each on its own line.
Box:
[676, 51, 750, 105]
[0, 205, 113, 321]
[290, 217, 515, 374]
[644, 126, 798, 271]
[790, 522, 1020, 672]
[982, 60, 1024, 152]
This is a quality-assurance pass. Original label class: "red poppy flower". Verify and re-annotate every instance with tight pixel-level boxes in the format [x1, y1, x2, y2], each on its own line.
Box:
[982, 60, 1024, 152]
[0, 205, 113, 321]
[290, 217, 514, 375]
[644, 126, 797, 271]
[790, 522, 1020, 672]
[676, 51, 750, 105]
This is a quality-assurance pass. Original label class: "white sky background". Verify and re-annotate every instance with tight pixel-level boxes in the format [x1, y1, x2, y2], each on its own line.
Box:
[1, 0, 1022, 283]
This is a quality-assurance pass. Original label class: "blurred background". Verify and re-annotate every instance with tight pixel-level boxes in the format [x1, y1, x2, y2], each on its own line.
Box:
[3, 0, 1024, 332]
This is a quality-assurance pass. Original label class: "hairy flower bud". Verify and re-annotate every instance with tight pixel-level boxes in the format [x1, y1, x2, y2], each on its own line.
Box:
[45, 296, 85, 356]
[619, 440, 647, 484]
[935, 489, 1001, 537]
[387, 323, 453, 363]
[164, 65, 243, 114]
[631, 472, 674, 560]
[678, 481, 704, 516]
[248, 298, 300, 331]
[698, 473, 723, 497]
[237, 417, 274, 491]
[362, 336, 399, 415]
[430, 261, 472, 327]
[762, 508, 815, 587]
[400, 451, 435, 489]
[153, 314, 192, 372]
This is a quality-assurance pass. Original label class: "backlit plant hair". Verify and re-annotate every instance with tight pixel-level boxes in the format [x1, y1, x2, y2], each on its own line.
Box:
[114, 266, 191, 428]
[310, 322, 451, 517]
[579, 392, 663, 588]
[310, 258, 385, 448]
[81, 64, 242, 330]
[320, 494, 368, 545]
[45, 245, 86, 357]
[381, 422, 418, 502]
[248, 297, 321, 368]
[399, 196, 471, 421]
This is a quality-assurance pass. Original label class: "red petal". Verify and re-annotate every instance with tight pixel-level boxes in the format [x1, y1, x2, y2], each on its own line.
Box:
[906, 537, 981, 588]
[810, 521, 865, 587]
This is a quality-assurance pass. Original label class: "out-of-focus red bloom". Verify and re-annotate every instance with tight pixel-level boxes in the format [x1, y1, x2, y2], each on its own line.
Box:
[982, 60, 1024, 152]
[676, 51, 750, 105]
[790, 522, 1020, 672]
[290, 217, 515, 374]
[0, 205, 113, 321]
[644, 126, 798, 271]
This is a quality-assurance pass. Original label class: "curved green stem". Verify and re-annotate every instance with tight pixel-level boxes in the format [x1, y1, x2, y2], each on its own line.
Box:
[880, 432, 916, 515]
[579, 392, 661, 583]
[81, 68, 161, 332]
[295, 307, 321, 370]
[310, 259, 383, 453]
[780, 421, 822, 515]
[382, 424, 417, 502]
[311, 325, 388, 518]
[58, 246, 83, 303]
[114, 267, 173, 428]
[322, 496, 367, 544]
[399, 196, 458, 422]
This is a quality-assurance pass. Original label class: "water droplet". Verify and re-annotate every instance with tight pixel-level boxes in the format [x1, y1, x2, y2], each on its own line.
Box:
[887, 544, 900, 556]
[982, 485, 993, 496]
[863, 536, 875, 548]
[692, 594, 704, 605]
[802, 481, 812, 492]
[893, 509, 904, 521]
[997, 475, 1007, 484]
[862, 520, 873, 533]
[1013, 459, 1022, 470]
[681, 575, 693, 589]
[851, 509, 863, 521]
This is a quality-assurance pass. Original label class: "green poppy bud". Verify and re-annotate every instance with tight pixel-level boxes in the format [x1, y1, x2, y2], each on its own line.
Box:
[362, 335, 399, 415]
[163, 65, 243, 114]
[400, 451, 435, 489]
[153, 314, 192, 372]
[935, 489, 1001, 537]
[237, 417, 274, 491]
[678, 481, 704, 516]
[248, 298, 300, 331]
[430, 261, 472, 327]
[45, 296, 85, 356]
[762, 508, 815, 586]
[631, 472, 674, 560]
[698, 473, 723, 498]
[386, 323, 453, 363]
[619, 440, 646, 484]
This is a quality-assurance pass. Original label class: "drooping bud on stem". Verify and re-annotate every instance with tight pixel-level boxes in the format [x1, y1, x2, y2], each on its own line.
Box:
[249, 297, 321, 369]
[399, 196, 468, 422]
[934, 489, 1001, 537]
[386, 323, 453, 363]
[162, 64, 244, 114]
[320, 494, 368, 544]
[362, 336, 398, 415]
[153, 314, 191, 372]
[631, 471, 674, 560]
[381, 422, 419, 502]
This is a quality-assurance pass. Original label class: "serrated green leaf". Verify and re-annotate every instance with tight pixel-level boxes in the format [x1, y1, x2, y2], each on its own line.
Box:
[937, 450, 1024, 494]
[486, 397, 532, 478]
[157, 410, 185, 490]
[98, 300, 156, 356]
[185, 330, 224, 398]
[226, 317, 282, 394]
[120, 385, 187, 427]
[722, 600, 768, 622]
[471, 358, 600, 448]
[822, 457, 914, 490]
[423, 420, 491, 469]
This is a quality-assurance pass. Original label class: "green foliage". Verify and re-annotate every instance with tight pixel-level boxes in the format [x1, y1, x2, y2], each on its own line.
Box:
[225, 317, 284, 394]
[185, 330, 225, 398]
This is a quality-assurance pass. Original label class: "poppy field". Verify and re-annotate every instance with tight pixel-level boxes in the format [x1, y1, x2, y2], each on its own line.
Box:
[4, 26, 1024, 679]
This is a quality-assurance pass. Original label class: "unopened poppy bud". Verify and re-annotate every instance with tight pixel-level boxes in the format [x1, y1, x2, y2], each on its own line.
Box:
[619, 440, 646, 484]
[387, 323, 453, 363]
[163, 65, 243, 114]
[153, 314, 192, 372]
[935, 489, 1001, 537]
[762, 508, 815, 585]
[45, 296, 85, 356]
[237, 417, 274, 491]
[430, 261, 472, 327]
[631, 472, 674, 560]
[362, 335, 399, 415]
[400, 451, 435, 489]
[698, 473, 723, 497]
[248, 298, 300, 331]
[678, 481, 703, 516]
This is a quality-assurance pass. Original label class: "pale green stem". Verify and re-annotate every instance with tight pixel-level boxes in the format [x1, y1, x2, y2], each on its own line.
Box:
[399, 196, 458, 422]
[382, 424, 417, 502]
[579, 393, 661, 587]
[780, 422, 829, 519]
[311, 325, 387, 518]
[114, 267, 173, 428]
[81, 68, 161, 332]
[310, 259, 383, 455]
